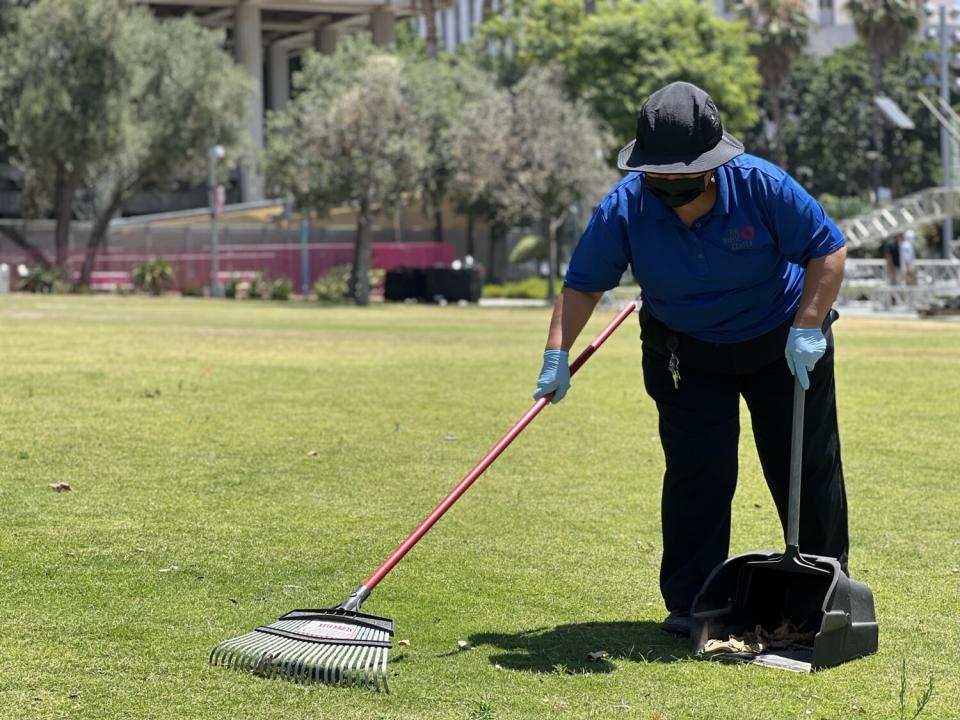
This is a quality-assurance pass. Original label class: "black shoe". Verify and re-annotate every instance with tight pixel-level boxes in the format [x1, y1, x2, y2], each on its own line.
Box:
[660, 611, 693, 637]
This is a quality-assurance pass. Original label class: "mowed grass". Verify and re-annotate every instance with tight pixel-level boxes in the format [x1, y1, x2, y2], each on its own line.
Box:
[1, 294, 959, 720]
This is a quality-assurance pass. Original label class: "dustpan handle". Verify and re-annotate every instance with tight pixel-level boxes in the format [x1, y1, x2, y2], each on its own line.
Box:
[787, 377, 805, 551]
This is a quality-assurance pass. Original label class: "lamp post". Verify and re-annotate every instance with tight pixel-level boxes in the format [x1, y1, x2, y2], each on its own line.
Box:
[925, 2, 960, 258]
[207, 144, 226, 297]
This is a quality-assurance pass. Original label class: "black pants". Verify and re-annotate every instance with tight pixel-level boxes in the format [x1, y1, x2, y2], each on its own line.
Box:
[640, 309, 849, 612]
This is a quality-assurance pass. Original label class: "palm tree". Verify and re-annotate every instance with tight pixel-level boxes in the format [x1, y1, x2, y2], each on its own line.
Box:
[733, 0, 811, 168]
[846, 0, 924, 194]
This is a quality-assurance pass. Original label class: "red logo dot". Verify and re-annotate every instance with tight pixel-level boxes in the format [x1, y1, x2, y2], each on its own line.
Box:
[740, 225, 755, 240]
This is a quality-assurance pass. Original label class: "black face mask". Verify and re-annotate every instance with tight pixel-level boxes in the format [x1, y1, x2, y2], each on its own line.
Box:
[644, 173, 708, 208]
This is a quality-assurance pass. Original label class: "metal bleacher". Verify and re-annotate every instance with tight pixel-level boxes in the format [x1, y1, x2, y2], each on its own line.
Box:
[836, 186, 960, 312]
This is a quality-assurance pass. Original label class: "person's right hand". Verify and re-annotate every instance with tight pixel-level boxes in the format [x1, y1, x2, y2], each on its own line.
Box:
[533, 349, 570, 404]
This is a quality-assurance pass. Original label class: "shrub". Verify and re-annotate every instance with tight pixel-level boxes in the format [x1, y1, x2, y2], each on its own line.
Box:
[223, 277, 242, 299]
[19, 266, 62, 293]
[312, 265, 351, 303]
[481, 277, 548, 300]
[131, 258, 174, 296]
[270, 277, 293, 301]
[312, 266, 383, 303]
[248, 275, 268, 300]
[180, 286, 204, 298]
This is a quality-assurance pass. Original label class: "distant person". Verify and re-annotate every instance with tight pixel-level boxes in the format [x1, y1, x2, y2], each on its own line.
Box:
[900, 230, 917, 286]
[884, 237, 900, 286]
[532, 81, 849, 637]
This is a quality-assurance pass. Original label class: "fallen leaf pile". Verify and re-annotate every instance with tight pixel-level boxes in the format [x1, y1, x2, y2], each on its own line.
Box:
[49, 483, 72, 492]
[703, 621, 816, 657]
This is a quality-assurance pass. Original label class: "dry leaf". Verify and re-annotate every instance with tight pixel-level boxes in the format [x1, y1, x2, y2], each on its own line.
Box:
[494, 663, 503, 671]
[306, 450, 318, 457]
[587, 650, 610, 662]
[49, 483, 72, 493]
[158, 565, 179, 573]
[397, 639, 411, 647]
[444, 435, 457, 441]
[457, 640, 473, 651]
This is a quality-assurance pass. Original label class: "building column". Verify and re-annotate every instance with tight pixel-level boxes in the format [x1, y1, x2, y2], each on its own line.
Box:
[235, 1, 264, 202]
[269, 43, 289, 112]
[371, 6, 395, 47]
[315, 25, 338, 55]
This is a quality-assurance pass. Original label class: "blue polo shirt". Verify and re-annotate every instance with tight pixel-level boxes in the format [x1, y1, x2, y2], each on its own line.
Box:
[564, 154, 845, 343]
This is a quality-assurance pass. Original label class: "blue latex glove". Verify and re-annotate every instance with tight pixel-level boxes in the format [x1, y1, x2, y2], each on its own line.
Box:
[785, 327, 826, 391]
[533, 349, 570, 404]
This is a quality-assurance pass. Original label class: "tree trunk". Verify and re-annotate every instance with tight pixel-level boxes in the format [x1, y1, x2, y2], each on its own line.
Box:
[350, 196, 372, 306]
[78, 190, 124, 289]
[487, 221, 506, 284]
[433, 208, 443, 244]
[53, 168, 78, 272]
[769, 84, 786, 169]
[466, 211, 475, 258]
[870, 57, 883, 199]
[543, 213, 566, 303]
[423, 0, 438, 58]
[0, 224, 51, 269]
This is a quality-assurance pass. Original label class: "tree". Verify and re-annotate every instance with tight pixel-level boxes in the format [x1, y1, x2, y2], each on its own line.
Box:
[846, 0, 923, 194]
[508, 68, 614, 301]
[779, 41, 940, 199]
[478, 0, 761, 147]
[405, 55, 485, 245]
[265, 39, 427, 306]
[451, 66, 612, 300]
[0, 0, 134, 271]
[732, 0, 811, 167]
[77, 16, 249, 286]
[448, 75, 522, 283]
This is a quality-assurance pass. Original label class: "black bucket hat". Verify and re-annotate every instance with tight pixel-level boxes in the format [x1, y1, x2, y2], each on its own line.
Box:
[617, 81, 744, 174]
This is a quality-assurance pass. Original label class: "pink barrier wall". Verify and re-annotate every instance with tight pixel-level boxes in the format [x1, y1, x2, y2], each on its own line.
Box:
[0, 241, 456, 291]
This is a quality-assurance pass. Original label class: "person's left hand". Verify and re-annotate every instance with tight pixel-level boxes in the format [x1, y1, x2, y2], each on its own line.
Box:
[785, 327, 826, 390]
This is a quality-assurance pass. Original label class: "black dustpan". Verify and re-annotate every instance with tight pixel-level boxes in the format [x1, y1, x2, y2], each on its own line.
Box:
[689, 379, 878, 672]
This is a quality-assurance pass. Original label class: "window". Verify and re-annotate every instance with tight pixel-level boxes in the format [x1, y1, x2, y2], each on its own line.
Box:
[819, 0, 835, 27]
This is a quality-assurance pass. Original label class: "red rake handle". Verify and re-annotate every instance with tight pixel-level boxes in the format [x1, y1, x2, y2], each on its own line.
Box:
[361, 301, 637, 592]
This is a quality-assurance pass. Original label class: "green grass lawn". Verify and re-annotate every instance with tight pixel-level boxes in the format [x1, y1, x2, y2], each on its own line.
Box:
[1, 295, 958, 720]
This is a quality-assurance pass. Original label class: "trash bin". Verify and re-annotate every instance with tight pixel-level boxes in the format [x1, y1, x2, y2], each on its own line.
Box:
[424, 267, 482, 303]
[384, 268, 427, 302]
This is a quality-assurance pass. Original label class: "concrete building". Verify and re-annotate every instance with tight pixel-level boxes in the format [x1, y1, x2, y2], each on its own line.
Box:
[139, 1, 427, 203]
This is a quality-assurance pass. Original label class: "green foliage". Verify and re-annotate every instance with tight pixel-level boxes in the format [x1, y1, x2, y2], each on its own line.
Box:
[899, 658, 936, 720]
[269, 277, 293, 301]
[131, 258, 174, 296]
[478, 0, 761, 145]
[180, 286, 204, 298]
[847, 0, 923, 68]
[818, 193, 873, 221]
[732, 0, 812, 165]
[509, 235, 547, 264]
[481, 276, 549, 299]
[775, 41, 941, 198]
[312, 265, 351, 303]
[18, 266, 62, 293]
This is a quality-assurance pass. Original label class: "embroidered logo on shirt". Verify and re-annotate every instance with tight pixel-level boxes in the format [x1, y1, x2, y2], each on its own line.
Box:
[721, 225, 755, 250]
